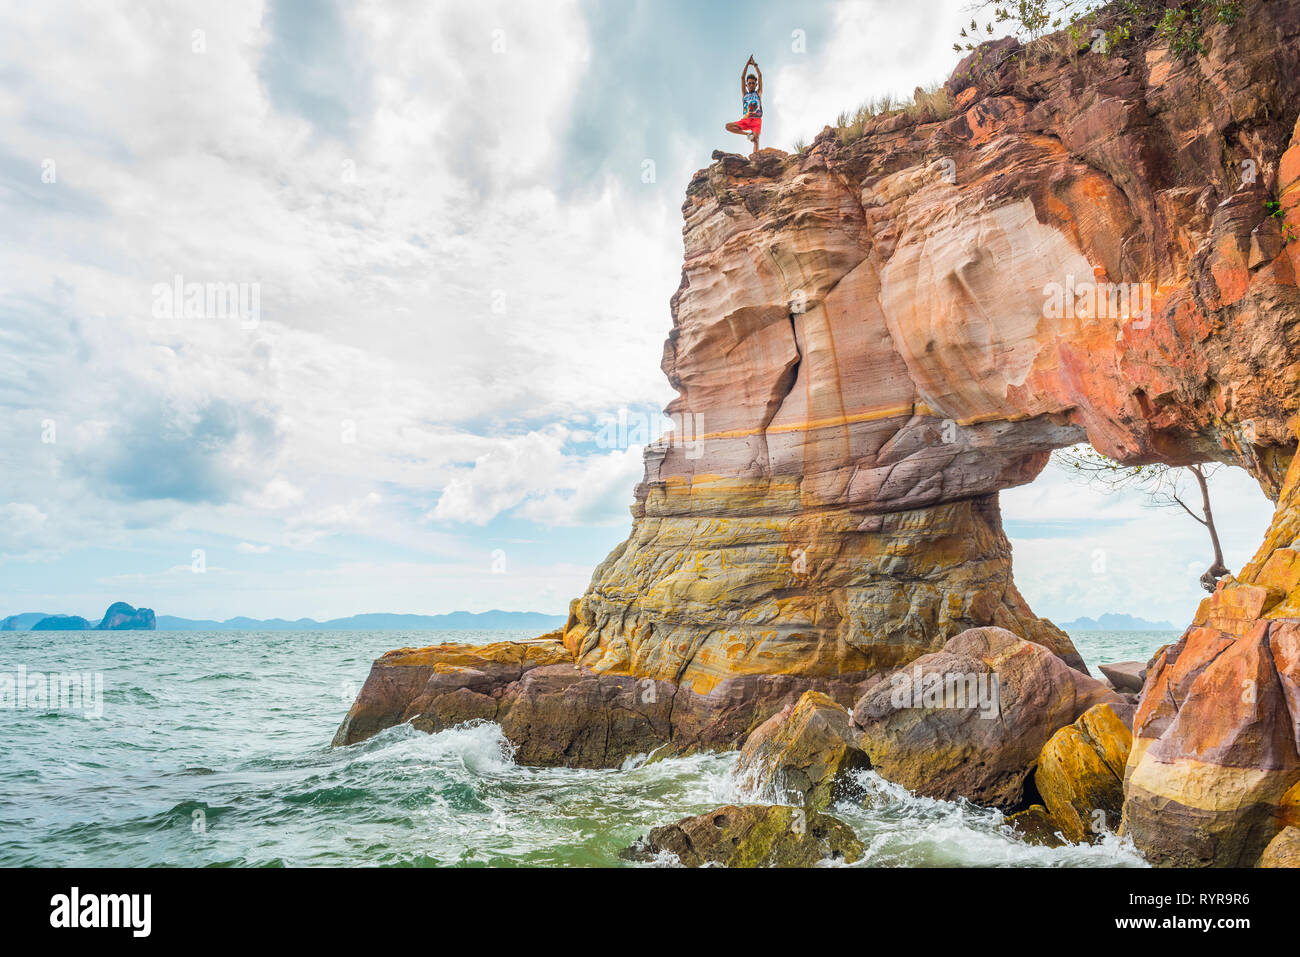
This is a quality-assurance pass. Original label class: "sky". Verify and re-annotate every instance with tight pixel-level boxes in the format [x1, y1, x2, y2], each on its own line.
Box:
[0, 0, 1277, 627]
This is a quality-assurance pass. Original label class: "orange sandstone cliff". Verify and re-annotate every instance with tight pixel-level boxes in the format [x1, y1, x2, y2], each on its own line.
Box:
[339, 1, 1300, 866]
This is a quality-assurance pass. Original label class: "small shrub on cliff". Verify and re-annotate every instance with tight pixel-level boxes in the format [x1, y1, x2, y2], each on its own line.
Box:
[958, 0, 1247, 58]
[1156, 0, 1241, 56]
[832, 86, 948, 146]
[1266, 200, 1298, 245]
[834, 94, 902, 145]
[905, 83, 953, 122]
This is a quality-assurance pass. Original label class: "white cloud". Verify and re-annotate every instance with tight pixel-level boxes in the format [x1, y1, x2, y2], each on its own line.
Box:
[431, 429, 642, 527]
[771, 0, 973, 148]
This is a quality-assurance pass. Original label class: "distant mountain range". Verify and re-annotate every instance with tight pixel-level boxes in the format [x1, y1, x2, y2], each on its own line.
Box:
[3, 608, 565, 632]
[1059, 613, 1177, 631]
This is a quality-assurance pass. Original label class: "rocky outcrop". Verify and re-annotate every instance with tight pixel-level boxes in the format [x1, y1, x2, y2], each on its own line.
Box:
[735, 690, 869, 809]
[332, 639, 573, 747]
[850, 628, 1130, 809]
[96, 602, 155, 631]
[1006, 805, 1065, 847]
[1034, 703, 1131, 843]
[340, 2, 1300, 868]
[333, 638, 879, 766]
[565, 1, 1300, 698]
[1122, 601, 1300, 866]
[623, 804, 863, 867]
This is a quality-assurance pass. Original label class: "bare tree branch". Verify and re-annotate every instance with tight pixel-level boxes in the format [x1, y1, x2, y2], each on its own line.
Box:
[1052, 444, 1229, 592]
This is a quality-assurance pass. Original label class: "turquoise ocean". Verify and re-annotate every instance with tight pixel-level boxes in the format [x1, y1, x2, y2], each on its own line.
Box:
[0, 629, 1173, 867]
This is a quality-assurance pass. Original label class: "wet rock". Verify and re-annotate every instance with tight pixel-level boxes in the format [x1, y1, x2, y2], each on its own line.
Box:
[1006, 805, 1065, 848]
[735, 691, 870, 809]
[334, 637, 880, 768]
[1034, 703, 1131, 843]
[623, 804, 863, 867]
[330, 639, 571, 747]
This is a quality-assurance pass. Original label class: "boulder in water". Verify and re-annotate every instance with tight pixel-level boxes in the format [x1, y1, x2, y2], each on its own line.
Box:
[1098, 661, 1145, 694]
[1033, 703, 1131, 843]
[735, 690, 869, 809]
[623, 804, 863, 867]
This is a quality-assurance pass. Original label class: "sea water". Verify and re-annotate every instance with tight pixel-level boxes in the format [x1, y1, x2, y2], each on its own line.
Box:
[0, 628, 1169, 867]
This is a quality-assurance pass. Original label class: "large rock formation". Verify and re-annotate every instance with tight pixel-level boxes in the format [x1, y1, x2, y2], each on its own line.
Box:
[564, 2, 1300, 696]
[341, 1, 1300, 866]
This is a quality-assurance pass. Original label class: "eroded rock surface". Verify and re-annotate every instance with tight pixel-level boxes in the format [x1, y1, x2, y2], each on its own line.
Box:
[1122, 596, 1300, 866]
[623, 804, 863, 867]
[1257, 826, 1300, 867]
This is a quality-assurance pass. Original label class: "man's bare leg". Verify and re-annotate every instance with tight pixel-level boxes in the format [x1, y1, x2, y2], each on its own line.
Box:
[751, 130, 760, 157]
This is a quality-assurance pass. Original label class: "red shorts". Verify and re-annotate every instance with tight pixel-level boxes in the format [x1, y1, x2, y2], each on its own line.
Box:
[736, 115, 762, 134]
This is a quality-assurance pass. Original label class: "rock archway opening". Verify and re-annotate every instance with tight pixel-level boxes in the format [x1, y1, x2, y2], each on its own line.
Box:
[999, 442, 1279, 671]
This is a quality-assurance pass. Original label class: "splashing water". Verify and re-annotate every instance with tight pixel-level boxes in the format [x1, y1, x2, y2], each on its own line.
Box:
[0, 628, 1163, 866]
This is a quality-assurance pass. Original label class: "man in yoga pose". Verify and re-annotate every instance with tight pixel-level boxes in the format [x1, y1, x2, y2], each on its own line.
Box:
[726, 55, 762, 157]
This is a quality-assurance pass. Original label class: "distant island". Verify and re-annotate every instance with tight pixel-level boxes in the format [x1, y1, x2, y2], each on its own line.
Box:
[3, 608, 564, 632]
[17, 602, 156, 631]
[1058, 613, 1177, 631]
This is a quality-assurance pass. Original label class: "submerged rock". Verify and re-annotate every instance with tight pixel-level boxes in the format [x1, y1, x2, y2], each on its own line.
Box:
[851, 628, 1129, 809]
[735, 690, 869, 809]
[623, 804, 863, 867]
[1006, 805, 1065, 848]
[1034, 703, 1131, 843]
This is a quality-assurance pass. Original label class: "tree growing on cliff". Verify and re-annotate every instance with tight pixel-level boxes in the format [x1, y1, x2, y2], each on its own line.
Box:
[1053, 445, 1230, 592]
